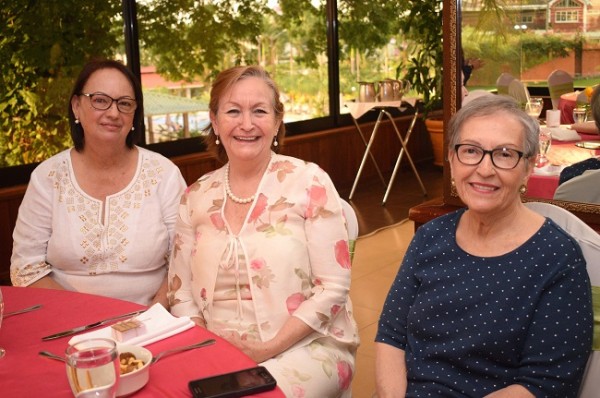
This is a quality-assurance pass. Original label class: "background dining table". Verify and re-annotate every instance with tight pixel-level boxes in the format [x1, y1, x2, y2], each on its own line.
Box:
[558, 91, 579, 125]
[527, 132, 600, 200]
[0, 286, 285, 397]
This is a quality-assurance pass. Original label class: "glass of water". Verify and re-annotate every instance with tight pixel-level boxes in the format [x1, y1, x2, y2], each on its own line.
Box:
[573, 107, 587, 124]
[538, 129, 552, 165]
[65, 338, 119, 398]
[526, 97, 543, 120]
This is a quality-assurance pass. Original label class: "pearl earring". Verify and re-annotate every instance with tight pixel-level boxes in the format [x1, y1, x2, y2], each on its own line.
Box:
[215, 136, 220, 145]
[75, 119, 80, 124]
[131, 126, 135, 131]
[519, 184, 527, 195]
[273, 137, 278, 147]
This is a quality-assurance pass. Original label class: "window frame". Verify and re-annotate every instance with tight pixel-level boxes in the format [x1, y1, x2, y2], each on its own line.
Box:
[0, 0, 413, 187]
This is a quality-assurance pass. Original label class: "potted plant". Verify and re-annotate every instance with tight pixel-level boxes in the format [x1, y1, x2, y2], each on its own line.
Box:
[395, 0, 444, 166]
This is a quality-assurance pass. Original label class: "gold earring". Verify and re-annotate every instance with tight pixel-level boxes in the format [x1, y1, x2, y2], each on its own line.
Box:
[450, 177, 458, 196]
[519, 184, 527, 195]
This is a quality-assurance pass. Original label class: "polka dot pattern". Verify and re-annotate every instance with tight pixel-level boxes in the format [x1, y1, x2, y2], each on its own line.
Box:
[376, 209, 593, 397]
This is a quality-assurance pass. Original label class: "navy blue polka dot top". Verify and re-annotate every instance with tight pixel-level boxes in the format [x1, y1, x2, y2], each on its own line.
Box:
[376, 208, 593, 397]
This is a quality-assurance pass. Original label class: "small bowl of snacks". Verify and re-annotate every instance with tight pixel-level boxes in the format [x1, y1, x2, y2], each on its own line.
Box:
[116, 344, 152, 397]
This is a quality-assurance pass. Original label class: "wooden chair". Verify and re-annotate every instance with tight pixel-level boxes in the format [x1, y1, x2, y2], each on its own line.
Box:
[548, 69, 574, 109]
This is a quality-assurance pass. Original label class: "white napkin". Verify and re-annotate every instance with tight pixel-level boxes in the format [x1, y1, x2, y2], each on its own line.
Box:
[543, 126, 581, 141]
[533, 163, 564, 176]
[68, 304, 194, 347]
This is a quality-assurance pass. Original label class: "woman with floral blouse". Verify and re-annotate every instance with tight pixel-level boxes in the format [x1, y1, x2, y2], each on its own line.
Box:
[168, 65, 359, 397]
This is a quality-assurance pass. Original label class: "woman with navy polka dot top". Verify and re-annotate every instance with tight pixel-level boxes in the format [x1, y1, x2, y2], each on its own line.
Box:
[375, 95, 593, 398]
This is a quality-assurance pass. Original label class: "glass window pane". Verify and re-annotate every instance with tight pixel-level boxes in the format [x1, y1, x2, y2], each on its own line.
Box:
[0, 1, 125, 167]
[338, 1, 406, 111]
[461, 1, 597, 91]
[136, 0, 329, 144]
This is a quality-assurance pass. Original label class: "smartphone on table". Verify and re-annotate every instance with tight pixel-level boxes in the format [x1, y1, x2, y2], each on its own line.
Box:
[188, 366, 277, 398]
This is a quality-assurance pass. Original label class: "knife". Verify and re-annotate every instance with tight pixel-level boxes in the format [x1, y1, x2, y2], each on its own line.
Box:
[41, 309, 146, 341]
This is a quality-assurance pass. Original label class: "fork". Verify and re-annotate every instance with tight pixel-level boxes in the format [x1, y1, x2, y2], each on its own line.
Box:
[151, 338, 216, 364]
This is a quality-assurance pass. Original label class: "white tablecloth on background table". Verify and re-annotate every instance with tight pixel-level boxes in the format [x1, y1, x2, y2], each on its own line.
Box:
[345, 97, 419, 119]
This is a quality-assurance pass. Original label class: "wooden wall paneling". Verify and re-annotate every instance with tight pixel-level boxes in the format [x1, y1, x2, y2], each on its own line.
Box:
[0, 115, 433, 285]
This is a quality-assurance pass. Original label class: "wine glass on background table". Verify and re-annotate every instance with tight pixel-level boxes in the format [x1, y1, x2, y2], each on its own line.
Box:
[573, 107, 588, 124]
[0, 287, 5, 358]
[526, 97, 543, 121]
[538, 129, 552, 166]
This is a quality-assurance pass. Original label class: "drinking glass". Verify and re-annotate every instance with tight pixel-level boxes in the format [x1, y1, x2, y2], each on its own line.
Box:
[573, 107, 587, 124]
[65, 338, 119, 398]
[0, 287, 5, 359]
[526, 97, 543, 120]
[538, 129, 552, 165]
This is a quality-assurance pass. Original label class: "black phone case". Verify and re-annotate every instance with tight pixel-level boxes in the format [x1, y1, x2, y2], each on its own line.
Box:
[189, 366, 277, 398]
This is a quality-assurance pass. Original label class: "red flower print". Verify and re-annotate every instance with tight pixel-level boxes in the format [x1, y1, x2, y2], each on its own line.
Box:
[306, 184, 327, 218]
[249, 193, 268, 222]
[291, 385, 305, 398]
[334, 240, 351, 269]
[250, 258, 266, 270]
[337, 360, 353, 391]
[331, 304, 341, 316]
[286, 293, 306, 315]
[210, 213, 226, 231]
[200, 288, 207, 299]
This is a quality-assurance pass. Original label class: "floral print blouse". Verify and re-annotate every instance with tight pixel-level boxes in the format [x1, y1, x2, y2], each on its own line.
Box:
[169, 153, 359, 348]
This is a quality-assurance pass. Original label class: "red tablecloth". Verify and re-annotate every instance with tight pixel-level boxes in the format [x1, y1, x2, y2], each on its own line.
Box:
[527, 133, 600, 200]
[0, 286, 285, 398]
[558, 92, 578, 125]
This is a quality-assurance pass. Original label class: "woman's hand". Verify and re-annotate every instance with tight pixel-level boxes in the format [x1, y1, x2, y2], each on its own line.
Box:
[221, 317, 314, 363]
[222, 331, 275, 363]
[29, 276, 66, 290]
[483, 385, 534, 398]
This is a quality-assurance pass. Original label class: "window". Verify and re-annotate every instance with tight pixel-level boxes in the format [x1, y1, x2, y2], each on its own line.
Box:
[1, 0, 413, 187]
[515, 15, 533, 24]
[555, 0, 580, 8]
[555, 11, 579, 23]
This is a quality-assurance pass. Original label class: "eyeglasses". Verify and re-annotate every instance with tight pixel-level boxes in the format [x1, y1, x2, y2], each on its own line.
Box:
[80, 93, 137, 114]
[454, 144, 526, 170]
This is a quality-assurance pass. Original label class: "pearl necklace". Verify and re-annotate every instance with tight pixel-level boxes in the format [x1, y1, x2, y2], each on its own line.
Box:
[224, 164, 255, 204]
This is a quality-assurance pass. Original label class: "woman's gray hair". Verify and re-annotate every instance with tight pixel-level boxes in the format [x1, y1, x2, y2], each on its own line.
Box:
[447, 95, 540, 159]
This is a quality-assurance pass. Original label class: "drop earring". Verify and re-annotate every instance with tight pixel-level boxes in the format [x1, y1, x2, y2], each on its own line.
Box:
[273, 137, 278, 147]
[215, 136, 220, 145]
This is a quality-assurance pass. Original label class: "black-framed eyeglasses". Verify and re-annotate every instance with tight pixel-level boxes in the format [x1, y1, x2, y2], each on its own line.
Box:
[80, 92, 137, 114]
[454, 144, 526, 170]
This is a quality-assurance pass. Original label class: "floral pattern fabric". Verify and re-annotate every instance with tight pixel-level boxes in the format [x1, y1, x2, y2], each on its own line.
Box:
[169, 153, 359, 396]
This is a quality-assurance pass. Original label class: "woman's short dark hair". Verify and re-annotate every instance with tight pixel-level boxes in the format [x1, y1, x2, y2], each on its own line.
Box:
[204, 65, 286, 163]
[68, 59, 144, 151]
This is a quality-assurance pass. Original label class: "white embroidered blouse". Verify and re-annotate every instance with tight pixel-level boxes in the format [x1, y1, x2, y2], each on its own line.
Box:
[10, 147, 186, 305]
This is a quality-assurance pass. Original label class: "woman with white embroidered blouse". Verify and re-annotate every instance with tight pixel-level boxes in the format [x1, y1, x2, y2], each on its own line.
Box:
[10, 59, 186, 306]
